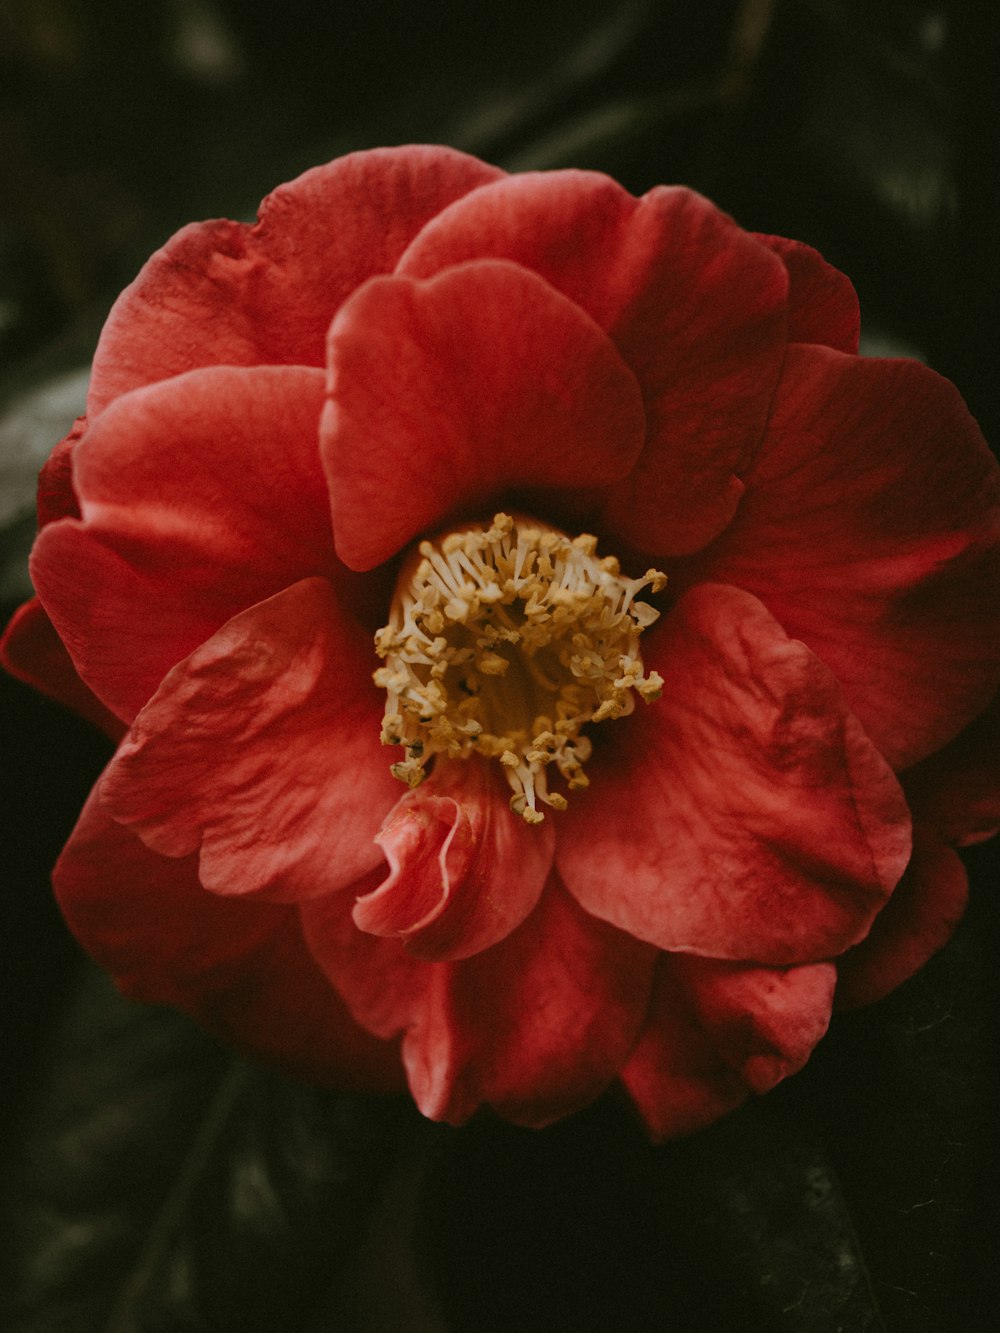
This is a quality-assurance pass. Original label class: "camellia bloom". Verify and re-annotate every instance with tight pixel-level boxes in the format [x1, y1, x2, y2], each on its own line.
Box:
[4, 145, 999, 1137]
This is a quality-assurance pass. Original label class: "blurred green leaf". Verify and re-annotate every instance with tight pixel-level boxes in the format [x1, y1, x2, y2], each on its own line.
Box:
[0, 966, 412, 1332]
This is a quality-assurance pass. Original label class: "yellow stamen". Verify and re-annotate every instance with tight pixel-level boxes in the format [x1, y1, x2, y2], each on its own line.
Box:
[373, 513, 666, 823]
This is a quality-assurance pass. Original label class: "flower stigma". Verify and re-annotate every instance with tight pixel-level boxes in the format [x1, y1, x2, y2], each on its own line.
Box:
[373, 512, 666, 823]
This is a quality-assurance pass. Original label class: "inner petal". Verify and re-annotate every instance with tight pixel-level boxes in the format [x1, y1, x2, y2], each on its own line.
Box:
[374, 512, 665, 822]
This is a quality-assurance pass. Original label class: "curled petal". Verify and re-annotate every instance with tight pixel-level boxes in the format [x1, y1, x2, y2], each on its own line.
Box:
[398, 172, 789, 555]
[835, 824, 969, 1010]
[88, 145, 504, 413]
[302, 876, 657, 1127]
[101, 579, 398, 901]
[557, 584, 912, 964]
[355, 758, 555, 960]
[623, 954, 836, 1141]
[754, 233, 860, 352]
[55, 786, 404, 1090]
[30, 366, 360, 723]
[687, 344, 1000, 769]
[322, 260, 646, 569]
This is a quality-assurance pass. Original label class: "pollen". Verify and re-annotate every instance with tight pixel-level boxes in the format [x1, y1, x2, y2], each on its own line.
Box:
[373, 513, 666, 823]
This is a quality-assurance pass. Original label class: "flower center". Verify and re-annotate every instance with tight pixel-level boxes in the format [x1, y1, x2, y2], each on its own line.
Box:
[373, 513, 666, 823]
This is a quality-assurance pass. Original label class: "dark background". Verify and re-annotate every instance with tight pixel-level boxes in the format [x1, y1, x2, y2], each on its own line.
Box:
[1, 2, 998, 1328]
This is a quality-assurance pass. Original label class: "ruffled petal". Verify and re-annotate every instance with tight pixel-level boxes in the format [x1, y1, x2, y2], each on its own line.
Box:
[88, 146, 504, 413]
[30, 365, 365, 723]
[903, 691, 1000, 846]
[322, 260, 646, 569]
[397, 172, 789, 555]
[0, 598, 125, 738]
[835, 824, 968, 1009]
[100, 578, 398, 901]
[687, 344, 1000, 769]
[302, 875, 657, 1127]
[622, 954, 836, 1140]
[55, 786, 404, 1090]
[557, 583, 912, 964]
[354, 757, 554, 960]
[754, 234, 860, 352]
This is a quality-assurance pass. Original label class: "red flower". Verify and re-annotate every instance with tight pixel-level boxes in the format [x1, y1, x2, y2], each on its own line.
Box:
[4, 146, 999, 1137]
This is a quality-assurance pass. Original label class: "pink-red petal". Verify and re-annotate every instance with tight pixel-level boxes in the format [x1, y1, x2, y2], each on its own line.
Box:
[397, 172, 789, 555]
[835, 823, 969, 1010]
[754, 233, 860, 352]
[622, 954, 836, 1140]
[37, 417, 85, 526]
[0, 598, 125, 739]
[55, 787, 404, 1090]
[557, 583, 912, 964]
[302, 875, 657, 1127]
[101, 578, 399, 901]
[355, 757, 554, 960]
[30, 366, 356, 723]
[322, 260, 646, 569]
[87, 146, 504, 414]
[686, 344, 1000, 770]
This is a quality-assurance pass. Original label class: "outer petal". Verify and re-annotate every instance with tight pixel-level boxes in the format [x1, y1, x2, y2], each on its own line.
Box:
[4, 420, 113, 733]
[397, 172, 789, 555]
[0, 598, 125, 739]
[835, 823, 969, 1010]
[687, 345, 1000, 770]
[302, 876, 657, 1127]
[322, 260, 646, 569]
[55, 786, 404, 1091]
[100, 579, 399, 901]
[1, 418, 114, 730]
[354, 758, 555, 960]
[87, 146, 504, 413]
[903, 691, 1000, 846]
[622, 954, 836, 1141]
[30, 366, 365, 723]
[557, 584, 912, 965]
[754, 233, 860, 352]
[37, 416, 85, 525]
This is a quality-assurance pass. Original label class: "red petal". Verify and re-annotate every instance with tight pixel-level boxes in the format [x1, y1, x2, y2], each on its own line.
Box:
[835, 823, 968, 1009]
[754, 234, 860, 352]
[322, 260, 646, 569]
[55, 786, 404, 1090]
[302, 876, 657, 1127]
[904, 691, 1000, 846]
[354, 758, 555, 960]
[1, 598, 125, 738]
[30, 366, 355, 722]
[557, 584, 912, 964]
[623, 954, 835, 1140]
[100, 578, 399, 901]
[686, 345, 1000, 769]
[37, 417, 85, 525]
[398, 172, 789, 555]
[88, 146, 503, 413]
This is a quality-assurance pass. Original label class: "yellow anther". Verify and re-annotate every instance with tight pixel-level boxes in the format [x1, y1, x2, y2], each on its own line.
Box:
[373, 512, 666, 820]
[479, 652, 509, 676]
